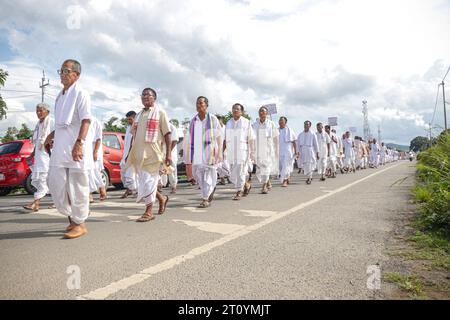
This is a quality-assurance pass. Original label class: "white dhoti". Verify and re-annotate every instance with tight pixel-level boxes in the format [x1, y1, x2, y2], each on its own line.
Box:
[136, 170, 159, 205]
[279, 155, 294, 181]
[88, 161, 105, 193]
[121, 165, 137, 191]
[31, 171, 49, 200]
[217, 160, 230, 178]
[193, 164, 217, 200]
[229, 163, 248, 191]
[302, 162, 315, 179]
[48, 167, 90, 225]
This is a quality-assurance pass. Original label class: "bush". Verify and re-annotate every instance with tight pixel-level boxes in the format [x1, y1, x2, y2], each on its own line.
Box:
[414, 132, 450, 236]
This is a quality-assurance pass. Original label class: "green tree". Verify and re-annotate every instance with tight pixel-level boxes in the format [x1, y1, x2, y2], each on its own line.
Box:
[17, 123, 33, 140]
[0, 69, 9, 120]
[103, 116, 126, 133]
[1, 126, 18, 143]
[218, 111, 251, 125]
[170, 119, 179, 128]
[410, 136, 431, 152]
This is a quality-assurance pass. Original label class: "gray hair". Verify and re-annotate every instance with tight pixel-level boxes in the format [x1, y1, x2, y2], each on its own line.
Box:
[36, 103, 50, 112]
[63, 59, 81, 75]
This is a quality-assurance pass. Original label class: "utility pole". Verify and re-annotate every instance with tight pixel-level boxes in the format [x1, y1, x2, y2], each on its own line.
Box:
[39, 70, 49, 103]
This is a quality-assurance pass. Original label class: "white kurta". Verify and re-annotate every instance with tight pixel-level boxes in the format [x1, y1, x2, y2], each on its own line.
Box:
[278, 126, 296, 180]
[225, 117, 255, 190]
[252, 119, 279, 183]
[48, 81, 92, 225]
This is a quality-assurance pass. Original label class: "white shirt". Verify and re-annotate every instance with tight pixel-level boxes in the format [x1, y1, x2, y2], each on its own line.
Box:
[315, 131, 331, 158]
[192, 114, 222, 166]
[50, 82, 93, 170]
[225, 117, 254, 163]
[328, 132, 338, 157]
[90, 117, 103, 167]
[296, 131, 319, 164]
[279, 126, 296, 159]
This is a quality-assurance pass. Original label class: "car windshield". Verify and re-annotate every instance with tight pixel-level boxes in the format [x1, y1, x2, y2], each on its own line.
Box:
[0, 142, 23, 155]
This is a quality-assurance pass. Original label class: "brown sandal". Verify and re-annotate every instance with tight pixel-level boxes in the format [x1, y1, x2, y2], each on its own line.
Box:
[158, 195, 169, 215]
[136, 212, 155, 222]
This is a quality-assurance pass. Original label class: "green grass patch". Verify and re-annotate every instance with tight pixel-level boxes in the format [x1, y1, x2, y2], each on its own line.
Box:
[384, 272, 424, 297]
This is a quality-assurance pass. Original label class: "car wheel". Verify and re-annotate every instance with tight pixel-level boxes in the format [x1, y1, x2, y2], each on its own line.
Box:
[24, 174, 37, 195]
[101, 170, 110, 188]
[0, 187, 12, 196]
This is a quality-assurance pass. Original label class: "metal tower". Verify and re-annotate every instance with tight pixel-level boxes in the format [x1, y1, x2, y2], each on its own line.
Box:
[362, 100, 371, 141]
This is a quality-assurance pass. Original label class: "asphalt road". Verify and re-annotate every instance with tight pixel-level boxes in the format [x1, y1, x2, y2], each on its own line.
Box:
[0, 161, 415, 299]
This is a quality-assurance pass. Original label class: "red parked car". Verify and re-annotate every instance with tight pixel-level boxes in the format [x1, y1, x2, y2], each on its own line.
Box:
[0, 139, 34, 196]
[101, 131, 125, 188]
[0, 132, 126, 196]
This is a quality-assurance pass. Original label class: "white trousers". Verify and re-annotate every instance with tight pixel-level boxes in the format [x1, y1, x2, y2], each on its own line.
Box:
[31, 171, 49, 200]
[193, 164, 217, 200]
[279, 156, 294, 180]
[217, 160, 230, 178]
[121, 165, 137, 191]
[317, 156, 327, 175]
[137, 170, 159, 205]
[48, 167, 90, 225]
[161, 166, 178, 188]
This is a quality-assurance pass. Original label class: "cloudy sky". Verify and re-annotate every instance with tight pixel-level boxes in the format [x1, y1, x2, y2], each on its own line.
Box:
[1, 0, 449, 145]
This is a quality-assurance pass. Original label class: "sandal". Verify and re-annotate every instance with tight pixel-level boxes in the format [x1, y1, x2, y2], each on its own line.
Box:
[158, 195, 169, 215]
[233, 191, 243, 201]
[199, 200, 210, 208]
[243, 183, 251, 197]
[120, 189, 133, 199]
[136, 212, 155, 222]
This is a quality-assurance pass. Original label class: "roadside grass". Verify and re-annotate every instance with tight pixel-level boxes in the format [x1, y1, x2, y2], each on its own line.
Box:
[383, 272, 424, 298]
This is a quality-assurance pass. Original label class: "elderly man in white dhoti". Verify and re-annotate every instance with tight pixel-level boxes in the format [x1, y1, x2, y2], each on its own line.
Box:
[278, 116, 297, 187]
[44, 59, 92, 239]
[252, 106, 279, 194]
[315, 122, 331, 181]
[120, 111, 138, 198]
[224, 103, 255, 200]
[125, 88, 172, 222]
[380, 142, 387, 166]
[342, 131, 356, 173]
[184, 96, 223, 208]
[296, 120, 319, 185]
[325, 125, 338, 178]
[23, 103, 54, 212]
[88, 116, 107, 202]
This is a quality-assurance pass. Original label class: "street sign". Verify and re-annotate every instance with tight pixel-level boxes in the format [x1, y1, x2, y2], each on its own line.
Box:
[349, 126, 357, 133]
[328, 117, 338, 126]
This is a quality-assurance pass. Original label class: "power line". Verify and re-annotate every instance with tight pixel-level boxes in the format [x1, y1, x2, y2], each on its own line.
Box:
[0, 89, 41, 93]
[2, 94, 41, 99]
[443, 66, 450, 82]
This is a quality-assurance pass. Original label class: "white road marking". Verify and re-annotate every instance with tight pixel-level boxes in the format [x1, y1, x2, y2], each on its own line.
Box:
[36, 209, 114, 218]
[239, 209, 278, 217]
[77, 162, 402, 300]
[173, 219, 246, 235]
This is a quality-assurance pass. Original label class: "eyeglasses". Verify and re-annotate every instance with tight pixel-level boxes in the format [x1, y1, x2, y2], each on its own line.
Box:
[57, 68, 75, 75]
